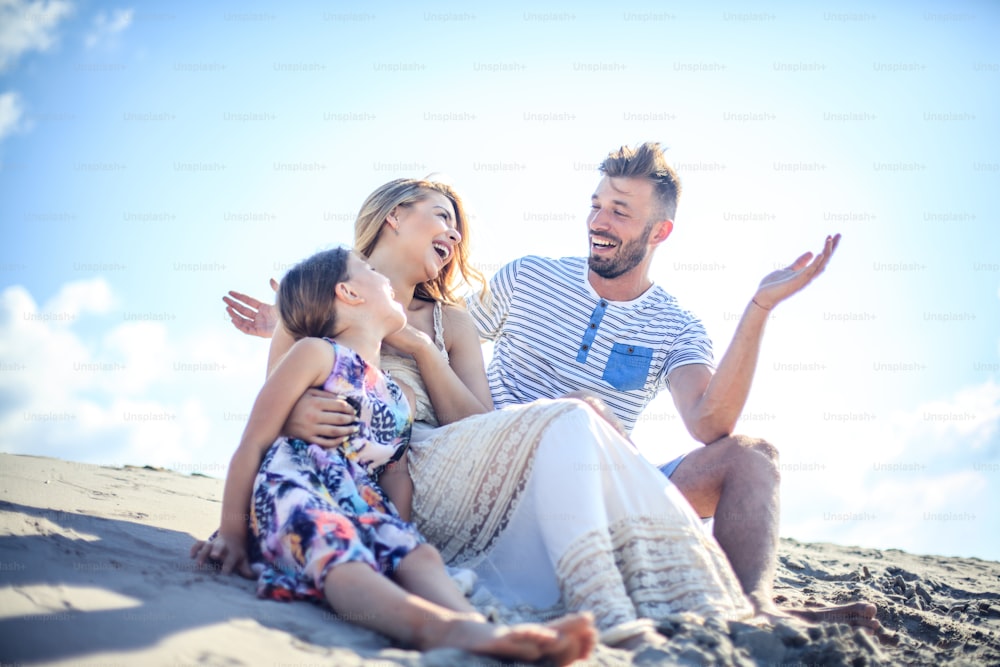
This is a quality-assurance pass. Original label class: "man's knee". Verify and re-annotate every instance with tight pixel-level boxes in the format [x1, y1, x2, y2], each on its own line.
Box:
[714, 435, 780, 482]
[745, 435, 779, 465]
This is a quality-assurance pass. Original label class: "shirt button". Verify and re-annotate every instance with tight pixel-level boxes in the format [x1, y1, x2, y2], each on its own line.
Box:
[627, 347, 634, 353]
[589, 323, 596, 329]
[581, 344, 589, 351]
[599, 300, 607, 307]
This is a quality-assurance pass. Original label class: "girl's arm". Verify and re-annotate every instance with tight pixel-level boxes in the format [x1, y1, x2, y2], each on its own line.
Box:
[273, 321, 359, 446]
[207, 338, 333, 575]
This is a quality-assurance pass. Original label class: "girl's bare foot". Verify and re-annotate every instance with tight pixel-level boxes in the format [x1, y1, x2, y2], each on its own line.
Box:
[418, 612, 596, 666]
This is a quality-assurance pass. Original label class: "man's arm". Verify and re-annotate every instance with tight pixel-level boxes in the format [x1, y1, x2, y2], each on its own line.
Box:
[670, 235, 840, 444]
[668, 301, 767, 444]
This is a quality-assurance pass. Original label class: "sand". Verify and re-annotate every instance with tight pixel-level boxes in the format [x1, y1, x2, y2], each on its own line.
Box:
[1, 453, 998, 666]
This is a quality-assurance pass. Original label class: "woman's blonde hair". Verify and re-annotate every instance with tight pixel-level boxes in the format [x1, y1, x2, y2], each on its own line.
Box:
[353, 178, 485, 305]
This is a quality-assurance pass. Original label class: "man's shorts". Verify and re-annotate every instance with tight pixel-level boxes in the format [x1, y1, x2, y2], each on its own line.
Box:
[658, 453, 687, 479]
[659, 452, 714, 527]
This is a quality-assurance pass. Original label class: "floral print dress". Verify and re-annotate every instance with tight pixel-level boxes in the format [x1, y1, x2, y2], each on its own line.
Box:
[249, 338, 420, 602]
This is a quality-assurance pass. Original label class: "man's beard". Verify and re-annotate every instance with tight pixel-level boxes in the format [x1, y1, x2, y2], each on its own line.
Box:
[588, 221, 655, 279]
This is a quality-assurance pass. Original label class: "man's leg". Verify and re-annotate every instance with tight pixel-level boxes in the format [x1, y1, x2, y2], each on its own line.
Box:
[668, 435, 878, 629]
[668, 435, 780, 607]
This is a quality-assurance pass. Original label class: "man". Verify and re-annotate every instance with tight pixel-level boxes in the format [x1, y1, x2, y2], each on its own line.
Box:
[460, 142, 876, 627]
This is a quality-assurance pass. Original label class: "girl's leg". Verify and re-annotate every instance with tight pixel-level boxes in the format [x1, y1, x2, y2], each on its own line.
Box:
[392, 544, 478, 615]
[391, 543, 597, 664]
[322, 560, 593, 665]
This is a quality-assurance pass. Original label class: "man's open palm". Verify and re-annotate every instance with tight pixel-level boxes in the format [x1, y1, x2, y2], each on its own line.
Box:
[754, 234, 840, 310]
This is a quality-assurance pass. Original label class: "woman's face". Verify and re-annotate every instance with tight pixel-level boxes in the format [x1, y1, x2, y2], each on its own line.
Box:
[393, 191, 462, 281]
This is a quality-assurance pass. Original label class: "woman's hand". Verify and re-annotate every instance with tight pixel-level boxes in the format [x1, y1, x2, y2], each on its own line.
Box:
[384, 324, 435, 358]
[223, 279, 279, 338]
[284, 388, 359, 447]
[190, 532, 255, 579]
[379, 452, 413, 522]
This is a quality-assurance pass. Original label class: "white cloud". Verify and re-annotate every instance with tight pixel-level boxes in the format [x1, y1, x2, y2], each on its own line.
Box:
[0, 281, 266, 475]
[0, 90, 27, 147]
[84, 8, 132, 49]
[43, 276, 115, 321]
[0, 0, 73, 71]
[888, 380, 1000, 450]
[779, 378, 1000, 559]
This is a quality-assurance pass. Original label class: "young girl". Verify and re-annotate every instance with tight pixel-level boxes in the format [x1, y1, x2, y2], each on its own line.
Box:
[193, 247, 595, 665]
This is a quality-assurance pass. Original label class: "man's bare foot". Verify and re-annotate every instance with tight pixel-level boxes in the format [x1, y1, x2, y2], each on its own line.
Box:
[755, 599, 880, 632]
[785, 602, 880, 631]
[420, 614, 594, 665]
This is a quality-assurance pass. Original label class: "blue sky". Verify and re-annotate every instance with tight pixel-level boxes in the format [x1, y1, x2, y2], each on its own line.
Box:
[1, 0, 998, 561]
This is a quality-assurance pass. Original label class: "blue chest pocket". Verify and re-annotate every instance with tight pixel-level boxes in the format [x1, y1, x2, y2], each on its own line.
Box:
[602, 343, 653, 391]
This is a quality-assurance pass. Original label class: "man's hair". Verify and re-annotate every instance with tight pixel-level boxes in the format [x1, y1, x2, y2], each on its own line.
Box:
[353, 178, 485, 305]
[278, 246, 351, 341]
[599, 142, 681, 221]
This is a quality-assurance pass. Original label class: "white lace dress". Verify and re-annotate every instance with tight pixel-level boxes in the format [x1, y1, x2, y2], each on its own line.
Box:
[381, 302, 752, 637]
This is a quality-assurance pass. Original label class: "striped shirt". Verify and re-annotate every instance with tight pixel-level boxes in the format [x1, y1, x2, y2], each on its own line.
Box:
[466, 255, 715, 434]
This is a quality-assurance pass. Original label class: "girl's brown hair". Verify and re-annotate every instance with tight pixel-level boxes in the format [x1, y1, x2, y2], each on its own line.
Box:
[277, 247, 351, 340]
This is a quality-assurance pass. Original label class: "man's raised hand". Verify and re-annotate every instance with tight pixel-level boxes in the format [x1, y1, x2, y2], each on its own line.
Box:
[753, 234, 840, 311]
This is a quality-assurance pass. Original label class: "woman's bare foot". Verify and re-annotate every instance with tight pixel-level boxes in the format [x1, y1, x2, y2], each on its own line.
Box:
[543, 612, 598, 664]
[418, 613, 595, 665]
[612, 628, 667, 652]
[601, 618, 667, 652]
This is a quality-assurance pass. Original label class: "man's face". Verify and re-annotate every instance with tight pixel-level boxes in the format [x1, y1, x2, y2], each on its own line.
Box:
[587, 176, 663, 279]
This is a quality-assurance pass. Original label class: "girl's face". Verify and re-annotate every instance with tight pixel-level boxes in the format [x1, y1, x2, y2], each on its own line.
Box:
[394, 192, 462, 281]
[345, 253, 406, 327]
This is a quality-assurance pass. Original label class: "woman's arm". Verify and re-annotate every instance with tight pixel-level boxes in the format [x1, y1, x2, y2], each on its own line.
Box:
[384, 306, 493, 425]
[378, 453, 413, 521]
[378, 378, 416, 520]
[441, 306, 494, 410]
[209, 338, 333, 574]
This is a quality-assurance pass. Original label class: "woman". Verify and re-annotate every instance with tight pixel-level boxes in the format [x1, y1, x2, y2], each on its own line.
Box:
[224, 178, 752, 647]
